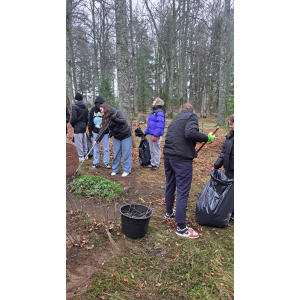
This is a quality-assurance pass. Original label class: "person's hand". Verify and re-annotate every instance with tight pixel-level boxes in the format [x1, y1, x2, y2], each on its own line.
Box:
[153, 136, 157, 142]
[207, 132, 215, 143]
[93, 141, 97, 146]
[211, 167, 215, 171]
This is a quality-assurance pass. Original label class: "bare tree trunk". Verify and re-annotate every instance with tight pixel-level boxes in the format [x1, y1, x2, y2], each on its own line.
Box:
[129, 0, 137, 116]
[115, 0, 132, 126]
[217, 0, 230, 126]
[66, 0, 74, 108]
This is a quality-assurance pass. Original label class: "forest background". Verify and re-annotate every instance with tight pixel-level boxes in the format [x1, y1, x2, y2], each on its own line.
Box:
[66, 0, 234, 126]
[1, 0, 300, 299]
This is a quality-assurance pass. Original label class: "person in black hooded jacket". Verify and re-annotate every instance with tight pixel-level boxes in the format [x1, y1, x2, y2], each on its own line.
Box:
[70, 93, 89, 162]
[163, 103, 215, 239]
[213, 114, 234, 219]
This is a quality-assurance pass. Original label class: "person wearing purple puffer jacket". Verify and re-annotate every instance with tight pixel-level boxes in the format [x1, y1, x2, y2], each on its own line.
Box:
[144, 97, 165, 170]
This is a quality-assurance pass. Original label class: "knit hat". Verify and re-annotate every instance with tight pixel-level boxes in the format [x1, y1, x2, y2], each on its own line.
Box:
[94, 96, 105, 104]
[75, 93, 83, 101]
[155, 97, 164, 107]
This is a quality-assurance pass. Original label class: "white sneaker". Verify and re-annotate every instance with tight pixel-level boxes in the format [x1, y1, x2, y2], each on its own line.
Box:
[79, 157, 84, 162]
[111, 172, 117, 176]
[121, 172, 129, 177]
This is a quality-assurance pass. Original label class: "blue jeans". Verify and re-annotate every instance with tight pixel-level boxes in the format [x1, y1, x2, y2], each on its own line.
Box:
[93, 132, 110, 165]
[112, 136, 132, 173]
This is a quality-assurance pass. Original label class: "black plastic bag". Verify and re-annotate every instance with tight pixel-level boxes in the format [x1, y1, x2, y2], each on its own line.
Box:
[86, 133, 93, 157]
[135, 127, 151, 166]
[196, 169, 234, 228]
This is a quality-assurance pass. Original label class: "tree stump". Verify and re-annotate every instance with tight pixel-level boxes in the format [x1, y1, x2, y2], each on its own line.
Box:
[66, 138, 79, 178]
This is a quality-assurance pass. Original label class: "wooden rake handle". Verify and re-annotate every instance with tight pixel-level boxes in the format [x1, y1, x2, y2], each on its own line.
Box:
[196, 127, 219, 153]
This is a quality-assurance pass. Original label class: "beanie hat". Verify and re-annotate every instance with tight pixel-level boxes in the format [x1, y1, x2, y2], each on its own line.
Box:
[75, 93, 83, 101]
[94, 96, 105, 104]
[155, 97, 164, 107]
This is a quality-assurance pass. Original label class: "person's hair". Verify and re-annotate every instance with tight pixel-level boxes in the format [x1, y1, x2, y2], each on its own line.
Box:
[228, 114, 234, 125]
[100, 103, 112, 127]
[181, 103, 194, 112]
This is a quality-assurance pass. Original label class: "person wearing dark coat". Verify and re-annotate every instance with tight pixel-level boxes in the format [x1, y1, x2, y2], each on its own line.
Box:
[88, 96, 111, 169]
[213, 114, 234, 218]
[144, 97, 165, 170]
[94, 103, 132, 177]
[70, 93, 89, 162]
[66, 106, 70, 134]
[163, 103, 215, 239]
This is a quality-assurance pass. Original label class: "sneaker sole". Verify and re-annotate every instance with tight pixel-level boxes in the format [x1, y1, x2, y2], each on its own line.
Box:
[175, 232, 199, 239]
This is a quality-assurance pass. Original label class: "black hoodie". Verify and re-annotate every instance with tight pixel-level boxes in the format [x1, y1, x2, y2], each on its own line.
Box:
[70, 101, 89, 133]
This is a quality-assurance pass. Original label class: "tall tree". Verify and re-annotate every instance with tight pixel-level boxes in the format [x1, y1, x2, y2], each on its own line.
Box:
[114, 0, 132, 125]
[217, 0, 231, 126]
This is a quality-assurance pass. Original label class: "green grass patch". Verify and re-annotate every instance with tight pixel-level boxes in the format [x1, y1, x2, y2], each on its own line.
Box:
[71, 174, 122, 200]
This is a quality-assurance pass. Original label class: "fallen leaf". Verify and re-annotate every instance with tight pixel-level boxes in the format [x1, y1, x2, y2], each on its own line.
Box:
[124, 278, 129, 283]
[215, 231, 219, 235]
[139, 282, 144, 288]
[220, 283, 224, 286]
[211, 273, 214, 276]
[85, 285, 88, 288]
[117, 232, 121, 236]
[141, 268, 144, 271]
[201, 282, 206, 286]
[136, 292, 141, 298]
[100, 297, 105, 300]
[77, 287, 81, 290]
[156, 283, 161, 287]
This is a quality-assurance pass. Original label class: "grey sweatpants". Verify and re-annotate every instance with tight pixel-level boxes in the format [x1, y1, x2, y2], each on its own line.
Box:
[74, 133, 88, 159]
[149, 135, 161, 166]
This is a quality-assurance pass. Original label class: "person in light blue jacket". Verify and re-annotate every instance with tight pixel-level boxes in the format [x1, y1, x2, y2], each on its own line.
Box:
[144, 97, 165, 170]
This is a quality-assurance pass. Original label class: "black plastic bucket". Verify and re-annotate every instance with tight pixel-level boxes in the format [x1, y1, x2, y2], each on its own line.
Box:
[120, 204, 153, 239]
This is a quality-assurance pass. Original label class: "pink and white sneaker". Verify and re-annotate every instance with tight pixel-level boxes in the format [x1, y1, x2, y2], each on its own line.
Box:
[176, 226, 199, 239]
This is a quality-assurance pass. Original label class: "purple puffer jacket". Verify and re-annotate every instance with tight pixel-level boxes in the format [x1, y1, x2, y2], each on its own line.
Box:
[144, 106, 165, 137]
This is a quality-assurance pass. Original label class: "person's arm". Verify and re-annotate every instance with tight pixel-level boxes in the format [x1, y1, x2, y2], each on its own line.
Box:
[88, 109, 95, 137]
[184, 114, 208, 143]
[110, 111, 126, 125]
[94, 122, 109, 144]
[70, 106, 77, 127]
[214, 142, 226, 169]
[66, 106, 70, 123]
[153, 111, 165, 137]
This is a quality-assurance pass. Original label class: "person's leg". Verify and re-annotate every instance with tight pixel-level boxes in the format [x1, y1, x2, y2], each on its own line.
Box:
[74, 133, 84, 159]
[102, 133, 110, 165]
[164, 158, 176, 215]
[225, 170, 234, 219]
[149, 135, 154, 166]
[121, 136, 132, 173]
[93, 132, 100, 166]
[171, 160, 193, 225]
[151, 136, 161, 168]
[82, 133, 88, 157]
[112, 138, 122, 173]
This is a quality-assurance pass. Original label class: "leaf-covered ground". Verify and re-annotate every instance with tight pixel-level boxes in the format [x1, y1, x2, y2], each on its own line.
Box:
[66, 114, 234, 300]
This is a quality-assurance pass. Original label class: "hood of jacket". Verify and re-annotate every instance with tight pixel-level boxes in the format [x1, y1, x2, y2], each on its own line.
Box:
[75, 100, 86, 109]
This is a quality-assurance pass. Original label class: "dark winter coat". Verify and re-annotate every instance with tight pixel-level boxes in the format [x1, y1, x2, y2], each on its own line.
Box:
[88, 105, 103, 136]
[66, 106, 70, 134]
[144, 105, 165, 137]
[214, 131, 234, 173]
[95, 107, 131, 142]
[70, 101, 89, 134]
[163, 109, 208, 161]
